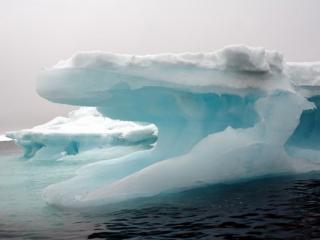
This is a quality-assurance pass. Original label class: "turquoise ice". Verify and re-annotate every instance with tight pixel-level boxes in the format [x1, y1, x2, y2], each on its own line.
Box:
[7, 45, 320, 208]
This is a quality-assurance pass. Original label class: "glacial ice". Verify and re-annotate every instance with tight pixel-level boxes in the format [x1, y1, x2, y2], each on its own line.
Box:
[8, 45, 320, 208]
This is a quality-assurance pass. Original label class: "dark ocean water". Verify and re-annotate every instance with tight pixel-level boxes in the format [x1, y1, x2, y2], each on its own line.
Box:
[1, 145, 320, 239]
[85, 174, 320, 240]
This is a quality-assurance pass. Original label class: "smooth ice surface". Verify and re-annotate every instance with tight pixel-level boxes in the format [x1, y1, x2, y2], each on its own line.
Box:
[11, 45, 320, 208]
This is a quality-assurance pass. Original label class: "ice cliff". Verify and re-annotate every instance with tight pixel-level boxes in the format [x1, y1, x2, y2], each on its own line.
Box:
[7, 45, 320, 208]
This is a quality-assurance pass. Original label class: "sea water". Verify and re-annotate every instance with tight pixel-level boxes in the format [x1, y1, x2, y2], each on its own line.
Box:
[1, 151, 320, 239]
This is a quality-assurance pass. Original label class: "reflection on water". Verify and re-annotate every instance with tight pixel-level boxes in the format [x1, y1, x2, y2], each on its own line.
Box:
[0, 152, 320, 239]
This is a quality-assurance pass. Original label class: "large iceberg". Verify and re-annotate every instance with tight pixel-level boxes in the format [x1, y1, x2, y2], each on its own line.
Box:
[8, 45, 320, 208]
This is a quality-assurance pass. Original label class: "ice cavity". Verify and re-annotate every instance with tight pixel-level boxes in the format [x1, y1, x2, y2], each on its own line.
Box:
[13, 45, 320, 208]
[7, 107, 157, 160]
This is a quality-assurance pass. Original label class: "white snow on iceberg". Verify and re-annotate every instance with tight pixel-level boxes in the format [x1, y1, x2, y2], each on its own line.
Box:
[10, 45, 320, 208]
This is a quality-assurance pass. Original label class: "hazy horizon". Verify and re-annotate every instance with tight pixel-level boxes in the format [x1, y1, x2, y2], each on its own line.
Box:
[1, 0, 320, 133]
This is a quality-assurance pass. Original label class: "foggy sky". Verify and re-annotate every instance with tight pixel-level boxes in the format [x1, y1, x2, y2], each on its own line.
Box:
[1, 0, 320, 133]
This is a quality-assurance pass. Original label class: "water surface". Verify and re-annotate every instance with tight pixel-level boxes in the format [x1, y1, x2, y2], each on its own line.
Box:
[1, 148, 320, 239]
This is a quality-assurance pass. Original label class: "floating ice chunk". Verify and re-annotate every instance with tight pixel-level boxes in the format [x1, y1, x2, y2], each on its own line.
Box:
[0, 134, 11, 142]
[7, 107, 157, 159]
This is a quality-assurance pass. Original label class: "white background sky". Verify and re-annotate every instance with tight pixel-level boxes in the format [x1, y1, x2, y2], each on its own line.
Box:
[1, 0, 320, 133]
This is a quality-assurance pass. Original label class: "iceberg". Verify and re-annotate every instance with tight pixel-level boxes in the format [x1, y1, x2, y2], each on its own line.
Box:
[0, 134, 11, 142]
[8, 45, 320, 208]
[7, 107, 157, 160]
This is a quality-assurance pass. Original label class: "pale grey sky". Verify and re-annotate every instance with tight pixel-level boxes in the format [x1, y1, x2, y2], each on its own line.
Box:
[1, 0, 320, 133]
